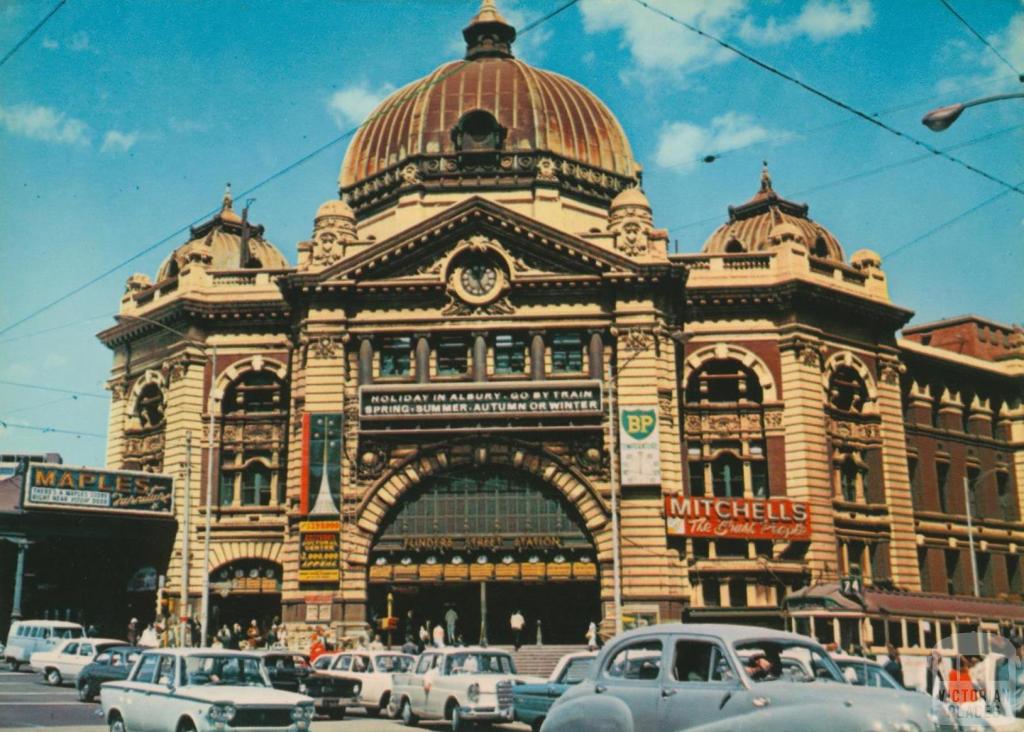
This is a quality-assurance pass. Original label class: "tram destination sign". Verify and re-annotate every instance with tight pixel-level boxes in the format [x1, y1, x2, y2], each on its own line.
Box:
[359, 380, 602, 421]
[23, 463, 173, 517]
[665, 496, 811, 541]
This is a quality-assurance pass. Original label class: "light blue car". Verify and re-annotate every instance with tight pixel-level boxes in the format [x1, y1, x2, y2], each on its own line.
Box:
[513, 651, 595, 731]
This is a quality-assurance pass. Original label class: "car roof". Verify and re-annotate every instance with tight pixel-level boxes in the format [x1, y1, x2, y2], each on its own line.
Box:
[138, 648, 264, 657]
[832, 654, 883, 666]
[431, 646, 511, 655]
[609, 623, 816, 645]
[14, 620, 82, 628]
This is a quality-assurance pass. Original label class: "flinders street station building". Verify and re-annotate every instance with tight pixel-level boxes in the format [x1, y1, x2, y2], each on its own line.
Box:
[93, 3, 1024, 653]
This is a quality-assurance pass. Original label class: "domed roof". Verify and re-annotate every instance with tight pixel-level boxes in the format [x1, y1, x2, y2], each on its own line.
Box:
[339, 1, 638, 199]
[702, 165, 845, 261]
[611, 186, 651, 210]
[316, 198, 355, 220]
[156, 186, 289, 280]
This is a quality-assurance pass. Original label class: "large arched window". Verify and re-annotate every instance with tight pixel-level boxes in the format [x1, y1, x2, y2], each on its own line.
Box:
[828, 366, 868, 413]
[686, 358, 763, 404]
[124, 379, 166, 473]
[218, 365, 288, 509]
[135, 383, 165, 428]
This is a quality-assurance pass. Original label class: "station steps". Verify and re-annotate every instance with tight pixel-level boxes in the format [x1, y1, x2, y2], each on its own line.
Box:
[492, 644, 588, 678]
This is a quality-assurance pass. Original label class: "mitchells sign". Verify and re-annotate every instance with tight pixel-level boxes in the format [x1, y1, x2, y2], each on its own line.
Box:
[665, 496, 811, 540]
[359, 380, 602, 421]
[23, 464, 174, 517]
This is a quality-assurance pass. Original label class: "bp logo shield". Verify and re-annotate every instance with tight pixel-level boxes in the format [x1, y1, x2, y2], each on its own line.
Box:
[621, 409, 657, 441]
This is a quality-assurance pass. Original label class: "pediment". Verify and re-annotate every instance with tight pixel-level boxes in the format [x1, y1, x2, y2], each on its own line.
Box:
[308, 197, 644, 286]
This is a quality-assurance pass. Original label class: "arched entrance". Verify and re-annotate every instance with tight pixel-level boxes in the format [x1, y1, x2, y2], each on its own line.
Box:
[367, 465, 600, 645]
[208, 559, 282, 641]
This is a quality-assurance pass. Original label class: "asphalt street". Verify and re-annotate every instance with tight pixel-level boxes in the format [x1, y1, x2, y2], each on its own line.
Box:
[0, 667, 530, 731]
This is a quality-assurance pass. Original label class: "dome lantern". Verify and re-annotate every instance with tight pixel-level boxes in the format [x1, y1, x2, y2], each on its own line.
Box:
[463, 0, 516, 60]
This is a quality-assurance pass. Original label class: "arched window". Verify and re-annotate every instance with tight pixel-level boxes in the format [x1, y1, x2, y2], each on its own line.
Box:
[724, 239, 745, 253]
[686, 359, 763, 404]
[828, 366, 868, 413]
[451, 110, 507, 152]
[812, 237, 829, 257]
[135, 383, 165, 429]
[224, 371, 283, 414]
[712, 454, 744, 498]
[124, 380, 166, 472]
[241, 462, 273, 506]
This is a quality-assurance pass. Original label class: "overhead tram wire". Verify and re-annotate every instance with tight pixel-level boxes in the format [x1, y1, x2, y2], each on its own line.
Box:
[882, 181, 1023, 261]
[0, 419, 105, 440]
[0, 379, 108, 400]
[936, 0, 1022, 80]
[0, 312, 114, 345]
[662, 123, 1024, 236]
[0, 0, 67, 69]
[630, 0, 1024, 198]
[0, 0, 581, 338]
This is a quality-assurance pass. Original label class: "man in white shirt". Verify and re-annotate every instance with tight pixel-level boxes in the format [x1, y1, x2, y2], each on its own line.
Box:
[432, 621, 445, 648]
[510, 610, 525, 651]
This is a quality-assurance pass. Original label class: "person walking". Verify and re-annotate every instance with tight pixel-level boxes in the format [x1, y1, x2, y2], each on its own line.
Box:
[126, 618, 139, 647]
[883, 643, 905, 688]
[586, 620, 599, 651]
[444, 605, 458, 645]
[418, 621, 430, 652]
[432, 620, 446, 648]
[510, 610, 525, 651]
[926, 648, 944, 698]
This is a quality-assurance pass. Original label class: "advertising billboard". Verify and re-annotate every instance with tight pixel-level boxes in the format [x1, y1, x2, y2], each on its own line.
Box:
[23, 463, 174, 517]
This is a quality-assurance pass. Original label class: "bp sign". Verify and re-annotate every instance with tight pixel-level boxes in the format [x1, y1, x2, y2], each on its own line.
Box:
[619, 407, 661, 486]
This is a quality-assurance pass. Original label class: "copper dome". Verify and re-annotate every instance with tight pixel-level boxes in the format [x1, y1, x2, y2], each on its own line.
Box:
[339, 2, 638, 194]
[702, 166, 845, 261]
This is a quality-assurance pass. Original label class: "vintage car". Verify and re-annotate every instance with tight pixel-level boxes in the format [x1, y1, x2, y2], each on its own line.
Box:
[513, 650, 596, 731]
[831, 653, 906, 690]
[76, 645, 142, 701]
[4, 620, 84, 671]
[260, 651, 361, 720]
[392, 646, 543, 730]
[30, 637, 125, 686]
[542, 624, 959, 732]
[321, 649, 415, 717]
[99, 648, 315, 732]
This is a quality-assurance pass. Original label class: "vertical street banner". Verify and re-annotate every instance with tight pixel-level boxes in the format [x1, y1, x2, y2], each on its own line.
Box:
[619, 407, 661, 486]
[301, 413, 342, 515]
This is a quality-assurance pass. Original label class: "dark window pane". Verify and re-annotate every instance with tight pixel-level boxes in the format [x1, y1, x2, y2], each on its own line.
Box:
[751, 460, 768, 498]
[437, 337, 469, 375]
[494, 334, 526, 374]
[712, 455, 744, 498]
[219, 472, 234, 506]
[551, 332, 583, 373]
[688, 462, 705, 497]
[380, 337, 411, 376]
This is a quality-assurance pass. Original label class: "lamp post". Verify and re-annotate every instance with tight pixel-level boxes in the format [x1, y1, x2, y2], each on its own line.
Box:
[119, 313, 217, 645]
[962, 466, 1004, 597]
[922, 92, 1024, 131]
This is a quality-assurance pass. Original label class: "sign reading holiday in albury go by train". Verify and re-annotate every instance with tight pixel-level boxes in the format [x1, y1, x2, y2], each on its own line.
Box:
[664, 496, 811, 541]
[298, 520, 341, 583]
[359, 380, 602, 421]
[23, 463, 174, 516]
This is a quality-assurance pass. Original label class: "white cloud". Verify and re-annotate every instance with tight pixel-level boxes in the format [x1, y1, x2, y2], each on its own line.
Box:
[793, 0, 874, 41]
[42, 37, 59, 50]
[327, 82, 396, 129]
[100, 130, 139, 153]
[0, 103, 91, 146]
[68, 30, 92, 52]
[935, 7, 1024, 96]
[655, 112, 784, 172]
[169, 117, 209, 134]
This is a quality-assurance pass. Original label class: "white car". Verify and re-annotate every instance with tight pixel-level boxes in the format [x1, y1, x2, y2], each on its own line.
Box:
[31, 637, 125, 686]
[321, 650, 415, 717]
[100, 648, 315, 732]
[391, 646, 543, 730]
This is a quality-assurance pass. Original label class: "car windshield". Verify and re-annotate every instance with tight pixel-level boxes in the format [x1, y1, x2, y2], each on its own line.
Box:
[836, 659, 898, 688]
[54, 628, 83, 639]
[375, 655, 413, 673]
[559, 657, 594, 684]
[735, 640, 844, 684]
[184, 655, 270, 687]
[446, 653, 515, 675]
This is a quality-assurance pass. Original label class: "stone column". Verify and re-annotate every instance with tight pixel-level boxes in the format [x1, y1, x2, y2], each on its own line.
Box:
[358, 339, 374, 384]
[530, 334, 545, 381]
[415, 337, 430, 384]
[588, 331, 604, 380]
[472, 335, 487, 382]
[8, 539, 30, 622]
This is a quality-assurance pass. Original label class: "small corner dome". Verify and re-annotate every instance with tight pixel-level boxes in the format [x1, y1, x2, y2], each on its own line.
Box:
[316, 198, 355, 220]
[851, 249, 882, 270]
[610, 186, 651, 210]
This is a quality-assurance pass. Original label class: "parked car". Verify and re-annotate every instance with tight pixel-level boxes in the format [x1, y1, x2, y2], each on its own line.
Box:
[100, 648, 315, 732]
[76, 645, 142, 702]
[4, 620, 84, 671]
[260, 651, 361, 720]
[513, 650, 595, 731]
[321, 650, 414, 717]
[392, 646, 543, 730]
[31, 637, 124, 686]
[543, 624, 959, 732]
[831, 654, 905, 690]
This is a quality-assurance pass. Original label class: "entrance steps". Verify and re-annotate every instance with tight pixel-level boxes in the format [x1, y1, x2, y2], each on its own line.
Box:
[492, 644, 589, 678]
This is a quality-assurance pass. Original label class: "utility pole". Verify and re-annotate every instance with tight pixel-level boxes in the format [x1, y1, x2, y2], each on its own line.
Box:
[180, 431, 192, 646]
[200, 346, 218, 646]
[964, 474, 981, 597]
[604, 368, 623, 636]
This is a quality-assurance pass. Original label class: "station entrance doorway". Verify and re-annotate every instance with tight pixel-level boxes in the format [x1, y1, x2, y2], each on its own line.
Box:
[208, 559, 282, 641]
[367, 465, 601, 645]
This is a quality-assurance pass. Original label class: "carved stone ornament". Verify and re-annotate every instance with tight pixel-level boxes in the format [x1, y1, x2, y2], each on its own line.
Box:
[572, 438, 609, 478]
[309, 208, 357, 269]
[356, 442, 390, 481]
[311, 335, 341, 360]
[787, 336, 824, 370]
[536, 157, 558, 182]
[400, 163, 422, 186]
[829, 418, 881, 442]
[609, 205, 653, 257]
[160, 356, 189, 383]
[124, 273, 152, 294]
[877, 357, 905, 386]
[620, 328, 653, 353]
[109, 379, 131, 402]
[443, 292, 515, 316]
[763, 410, 783, 429]
[658, 388, 675, 427]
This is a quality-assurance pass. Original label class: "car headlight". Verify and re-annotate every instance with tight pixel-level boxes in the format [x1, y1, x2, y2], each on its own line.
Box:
[353, 683, 361, 697]
[468, 683, 480, 703]
[290, 704, 315, 721]
[207, 703, 235, 722]
[298, 682, 308, 695]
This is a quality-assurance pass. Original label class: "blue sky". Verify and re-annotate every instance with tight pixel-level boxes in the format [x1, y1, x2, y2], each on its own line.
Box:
[0, 0, 1021, 466]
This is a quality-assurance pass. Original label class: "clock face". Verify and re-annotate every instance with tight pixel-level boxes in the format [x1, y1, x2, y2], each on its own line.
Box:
[459, 262, 498, 297]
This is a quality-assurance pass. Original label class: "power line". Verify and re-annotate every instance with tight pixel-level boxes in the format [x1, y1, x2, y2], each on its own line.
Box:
[0, 0, 579, 338]
[1, 396, 78, 417]
[936, 0, 1022, 80]
[631, 0, 1024, 198]
[0, 312, 113, 345]
[882, 182, 1022, 261]
[0, 0, 67, 69]
[0, 419, 105, 439]
[0, 379, 107, 400]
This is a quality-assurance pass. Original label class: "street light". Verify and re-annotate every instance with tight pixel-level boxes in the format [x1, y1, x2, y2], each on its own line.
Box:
[963, 466, 1004, 597]
[119, 313, 217, 645]
[922, 92, 1024, 131]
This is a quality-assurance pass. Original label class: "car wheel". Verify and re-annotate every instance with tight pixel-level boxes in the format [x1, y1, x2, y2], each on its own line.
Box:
[77, 680, 95, 702]
[9, 660, 21, 672]
[46, 668, 62, 686]
[176, 719, 197, 732]
[451, 704, 468, 732]
[108, 712, 126, 732]
[401, 697, 419, 727]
